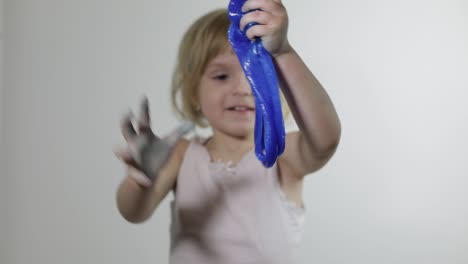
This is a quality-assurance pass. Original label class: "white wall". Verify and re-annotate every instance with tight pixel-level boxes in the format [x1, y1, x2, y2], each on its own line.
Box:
[0, 0, 5, 262]
[3, 0, 468, 264]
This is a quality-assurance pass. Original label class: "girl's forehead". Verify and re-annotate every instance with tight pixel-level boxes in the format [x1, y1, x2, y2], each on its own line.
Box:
[209, 47, 237, 65]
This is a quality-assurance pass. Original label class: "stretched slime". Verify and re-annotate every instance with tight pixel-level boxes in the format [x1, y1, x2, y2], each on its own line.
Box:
[227, 0, 285, 167]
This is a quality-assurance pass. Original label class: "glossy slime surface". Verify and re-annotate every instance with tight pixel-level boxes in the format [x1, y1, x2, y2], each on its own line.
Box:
[227, 0, 285, 167]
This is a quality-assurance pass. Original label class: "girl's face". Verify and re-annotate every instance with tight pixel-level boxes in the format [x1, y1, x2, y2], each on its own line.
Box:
[198, 47, 255, 139]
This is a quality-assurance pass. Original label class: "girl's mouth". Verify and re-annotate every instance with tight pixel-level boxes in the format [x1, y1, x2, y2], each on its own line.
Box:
[226, 106, 255, 112]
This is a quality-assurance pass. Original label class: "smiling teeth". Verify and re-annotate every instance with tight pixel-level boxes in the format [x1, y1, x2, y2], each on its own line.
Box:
[234, 106, 248, 110]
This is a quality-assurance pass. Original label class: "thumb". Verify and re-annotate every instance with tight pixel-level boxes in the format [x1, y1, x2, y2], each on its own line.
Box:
[127, 166, 152, 188]
[113, 145, 140, 169]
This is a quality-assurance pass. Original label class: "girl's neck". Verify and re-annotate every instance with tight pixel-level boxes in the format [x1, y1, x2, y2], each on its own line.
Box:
[204, 131, 254, 164]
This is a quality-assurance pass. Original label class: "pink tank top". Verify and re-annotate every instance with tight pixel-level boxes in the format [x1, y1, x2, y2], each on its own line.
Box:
[169, 139, 305, 264]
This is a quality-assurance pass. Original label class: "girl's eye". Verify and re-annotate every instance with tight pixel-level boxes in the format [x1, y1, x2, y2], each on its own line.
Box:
[213, 74, 228, 81]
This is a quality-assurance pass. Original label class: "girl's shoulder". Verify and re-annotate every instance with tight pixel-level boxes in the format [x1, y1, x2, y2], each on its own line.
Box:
[173, 138, 191, 160]
[172, 136, 206, 160]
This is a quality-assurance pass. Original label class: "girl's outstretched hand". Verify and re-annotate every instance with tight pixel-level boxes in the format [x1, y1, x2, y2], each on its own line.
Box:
[239, 0, 292, 57]
[114, 96, 159, 188]
[114, 97, 194, 188]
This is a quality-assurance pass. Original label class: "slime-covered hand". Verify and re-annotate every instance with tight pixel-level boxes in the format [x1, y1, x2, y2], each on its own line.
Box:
[227, 0, 285, 167]
[115, 97, 194, 187]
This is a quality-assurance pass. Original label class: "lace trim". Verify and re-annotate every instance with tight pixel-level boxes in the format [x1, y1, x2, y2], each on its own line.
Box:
[277, 186, 306, 216]
[273, 173, 306, 246]
[208, 159, 237, 177]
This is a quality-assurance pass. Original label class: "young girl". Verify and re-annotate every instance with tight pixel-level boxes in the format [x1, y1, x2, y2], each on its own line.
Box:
[115, 1, 341, 263]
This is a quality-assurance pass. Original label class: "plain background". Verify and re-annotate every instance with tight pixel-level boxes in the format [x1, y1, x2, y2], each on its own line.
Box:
[2, 0, 468, 263]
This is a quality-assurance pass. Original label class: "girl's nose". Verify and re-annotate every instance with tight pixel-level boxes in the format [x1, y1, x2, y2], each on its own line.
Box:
[232, 76, 252, 96]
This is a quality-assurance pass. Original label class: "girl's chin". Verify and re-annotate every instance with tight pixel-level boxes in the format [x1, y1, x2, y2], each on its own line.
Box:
[216, 123, 254, 138]
[206, 117, 255, 137]
[228, 126, 255, 138]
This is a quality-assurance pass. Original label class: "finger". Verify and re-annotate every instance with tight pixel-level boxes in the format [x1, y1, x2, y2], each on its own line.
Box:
[242, 0, 279, 14]
[120, 111, 137, 141]
[245, 24, 270, 40]
[113, 146, 140, 168]
[127, 166, 152, 188]
[138, 96, 152, 134]
[240, 10, 271, 32]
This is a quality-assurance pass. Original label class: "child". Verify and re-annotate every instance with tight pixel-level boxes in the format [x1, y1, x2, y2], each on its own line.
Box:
[114, 1, 341, 263]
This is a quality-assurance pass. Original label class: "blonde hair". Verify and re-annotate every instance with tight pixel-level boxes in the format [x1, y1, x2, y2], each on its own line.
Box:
[171, 8, 290, 127]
